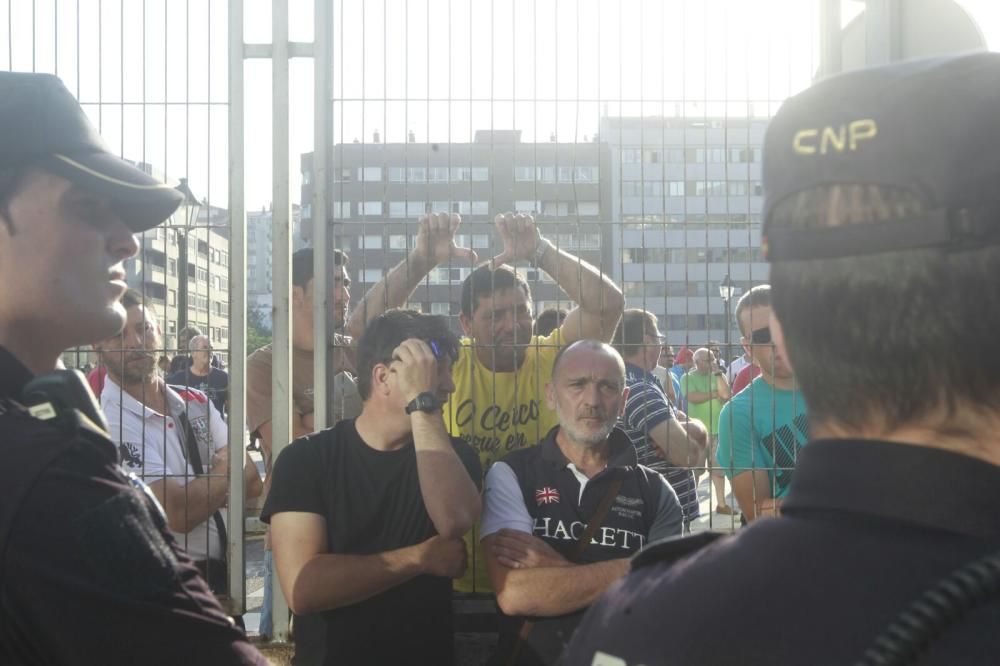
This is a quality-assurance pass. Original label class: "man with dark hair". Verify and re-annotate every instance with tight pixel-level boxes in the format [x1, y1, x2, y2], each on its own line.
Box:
[717, 284, 807, 522]
[262, 309, 482, 665]
[613, 309, 706, 528]
[95, 290, 263, 593]
[246, 244, 358, 644]
[169, 325, 205, 375]
[0, 72, 265, 663]
[350, 212, 625, 594]
[567, 53, 1000, 665]
[533, 306, 567, 337]
[481, 340, 682, 665]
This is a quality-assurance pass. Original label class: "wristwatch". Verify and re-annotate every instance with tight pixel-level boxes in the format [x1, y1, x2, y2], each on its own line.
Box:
[405, 391, 443, 415]
[531, 237, 554, 267]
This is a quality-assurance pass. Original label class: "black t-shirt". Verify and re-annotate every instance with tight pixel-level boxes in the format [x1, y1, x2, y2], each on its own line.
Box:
[261, 419, 482, 666]
[0, 348, 263, 665]
[167, 367, 230, 414]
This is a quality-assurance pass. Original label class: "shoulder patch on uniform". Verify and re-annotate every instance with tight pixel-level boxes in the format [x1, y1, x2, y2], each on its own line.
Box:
[76, 489, 181, 600]
[631, 531, 728, 571]
[174, 388, 208, 404]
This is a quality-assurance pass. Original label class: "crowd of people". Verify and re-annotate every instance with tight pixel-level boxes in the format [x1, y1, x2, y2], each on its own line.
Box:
[3, 51, 1000, 666]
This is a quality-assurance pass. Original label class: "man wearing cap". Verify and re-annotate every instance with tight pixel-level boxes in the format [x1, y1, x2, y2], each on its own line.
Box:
[565, 53, 1000, 664]
[0, 72, 265, 663]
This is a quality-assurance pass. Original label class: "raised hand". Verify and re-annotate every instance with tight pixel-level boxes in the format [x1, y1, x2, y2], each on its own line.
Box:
[412, 212, 478, 267]
[389, 338, 440, 404]
[489, 212, 543, 267]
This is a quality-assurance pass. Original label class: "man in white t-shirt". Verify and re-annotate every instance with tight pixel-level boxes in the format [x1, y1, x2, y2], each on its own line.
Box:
[96, 290, 262, 592]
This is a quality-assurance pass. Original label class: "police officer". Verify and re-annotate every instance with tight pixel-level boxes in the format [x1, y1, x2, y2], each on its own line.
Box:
[565, 53, 1000, 665]
[0, 72, 266, 664]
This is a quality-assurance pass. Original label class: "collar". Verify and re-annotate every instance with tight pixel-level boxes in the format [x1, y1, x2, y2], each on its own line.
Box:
[625, 361, 657, 384]
[538, 425, 639, 470]
[0, 345, 35, 399]
[783, 438, 1000, 540]
[103, 376, 178, 420]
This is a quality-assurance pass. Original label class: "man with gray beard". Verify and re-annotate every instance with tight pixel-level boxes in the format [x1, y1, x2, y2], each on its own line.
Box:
[480, 340, 682, 665]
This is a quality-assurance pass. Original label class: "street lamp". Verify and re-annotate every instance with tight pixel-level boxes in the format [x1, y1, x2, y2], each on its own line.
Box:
[174, 177, 202, 340]
[718, 274, 735, 363]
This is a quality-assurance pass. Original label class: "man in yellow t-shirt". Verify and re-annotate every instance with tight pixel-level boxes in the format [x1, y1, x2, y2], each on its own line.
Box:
[350, 211, 625, 593]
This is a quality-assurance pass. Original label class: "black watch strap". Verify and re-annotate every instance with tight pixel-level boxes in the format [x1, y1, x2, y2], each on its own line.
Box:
[405, 391, 442, 414]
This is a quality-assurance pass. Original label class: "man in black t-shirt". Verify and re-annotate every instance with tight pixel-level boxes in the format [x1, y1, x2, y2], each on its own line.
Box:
[262, 309, 482, 666]
[168, 334, 229, 413]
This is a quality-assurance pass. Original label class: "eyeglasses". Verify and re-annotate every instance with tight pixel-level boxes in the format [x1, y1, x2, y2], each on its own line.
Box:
[749, 327, 772, 345]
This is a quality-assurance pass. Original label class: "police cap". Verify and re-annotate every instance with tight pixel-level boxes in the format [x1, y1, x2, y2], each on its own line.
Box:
[763, 52, 1000, 262]
[0, 71, 182, 232]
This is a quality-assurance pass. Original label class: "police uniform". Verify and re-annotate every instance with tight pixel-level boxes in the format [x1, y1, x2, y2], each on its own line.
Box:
[0, 348, 264, 664]
[566, 53, 1000, 666]
[0, 72, 264, 664]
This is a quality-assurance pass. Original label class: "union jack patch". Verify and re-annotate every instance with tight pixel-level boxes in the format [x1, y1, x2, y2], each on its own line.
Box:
[535, 486, 560, 505]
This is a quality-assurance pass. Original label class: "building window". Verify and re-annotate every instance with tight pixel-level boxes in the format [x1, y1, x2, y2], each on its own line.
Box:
[622, 148, 642, 163]
[578, 201, 600, 216]
[361, 201, 382, 216]
[450, 167, 471, 181]
[389, 201, 407, 218]
[472, 234, 490, 249]
[707, 147, 726, 163]
[168, 258, 177, 276]
[357, 167, 382, 182]
[668, 181, 685, 197]
[407, 201, 427, 217]
[302, 170, 312, 185]
[334, 167, 352, 182]
[514, 200, 540, 213]
[361, 268, 383, 283]
[428, 167, 450, 183]
[332, 201, 350, 219]
[168, 289, 176, 306]
[643, 150, 661, 164]
[514, 166, 535, 182]
[471, 167, 489, 182]
[389, 234, 408, 250]
[430, 302, 451, 315]
[728, 181, 748, 196]
[539, 166, 556, 183]
[666, 147, 684, 163]
[388, 167, 405, 182]
[471, 201, 489, 215]
[407, 167, 426, 183]
[361, 235, 383, 250]
[430, 201, 450, 213]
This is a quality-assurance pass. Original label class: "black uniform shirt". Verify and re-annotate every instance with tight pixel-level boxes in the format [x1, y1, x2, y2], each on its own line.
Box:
[0, 346, 264, 665]
[565, 438, 1000, 665]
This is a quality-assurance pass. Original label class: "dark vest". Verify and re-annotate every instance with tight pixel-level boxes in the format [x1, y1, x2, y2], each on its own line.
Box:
[496, 426, 665, 665]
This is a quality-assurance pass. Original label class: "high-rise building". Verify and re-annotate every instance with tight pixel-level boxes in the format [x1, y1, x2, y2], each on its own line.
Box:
[299, 130, 612, 324]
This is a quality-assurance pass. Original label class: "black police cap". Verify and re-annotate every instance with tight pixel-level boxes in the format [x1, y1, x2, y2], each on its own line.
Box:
[0, 71, 182, 232]
[763, 52, 1000, 262]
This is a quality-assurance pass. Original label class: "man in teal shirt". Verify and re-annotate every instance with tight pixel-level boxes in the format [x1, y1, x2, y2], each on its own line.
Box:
[680, 347, 734, 515]
[718, 285, 808, 522]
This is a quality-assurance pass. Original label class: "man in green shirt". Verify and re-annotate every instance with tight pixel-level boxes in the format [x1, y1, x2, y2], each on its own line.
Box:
[680, 347, 733, 514]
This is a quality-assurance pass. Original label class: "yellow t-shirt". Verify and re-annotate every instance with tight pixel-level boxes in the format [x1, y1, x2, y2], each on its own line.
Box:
[444, 330, 563, 593]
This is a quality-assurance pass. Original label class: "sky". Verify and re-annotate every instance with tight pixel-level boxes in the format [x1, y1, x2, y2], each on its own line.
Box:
[3, 0, 999, 211]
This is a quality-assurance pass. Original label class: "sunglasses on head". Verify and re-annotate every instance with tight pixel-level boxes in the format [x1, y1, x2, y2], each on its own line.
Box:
[749, 327, 772, 345]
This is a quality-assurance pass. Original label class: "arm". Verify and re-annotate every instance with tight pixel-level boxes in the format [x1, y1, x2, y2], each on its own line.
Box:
[345, 213, 477, 341]
[270, 512, 467, 615]
[484, 531, 630, 617]
[490, 213, 624, 343]
[730, 471, 774, 522]
[714, 371, 732, 402]
[256, 414, 312, 497]
[647, 416, 706, 467]
[148, 447, 231, 534]
[391, 339, 482, 538]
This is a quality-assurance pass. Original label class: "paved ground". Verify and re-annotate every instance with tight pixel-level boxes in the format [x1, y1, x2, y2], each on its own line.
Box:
[239, 469, 739, 665]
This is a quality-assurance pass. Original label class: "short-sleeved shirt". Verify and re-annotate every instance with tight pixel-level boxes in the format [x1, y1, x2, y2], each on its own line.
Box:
[679, 371, 726, 435]
[717, 376, 809, 498]
[102, 377, 229, 561]
[0, 346, 264, 665]
[443, 330, 563, 593]
[167, 366, 230, 414]
[620, 363, 699, 522]
[480, 426, 682, 665]
[261, 419, 482, 666]
[732, 363, 762, 395]
[245, 336, 360, 437]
